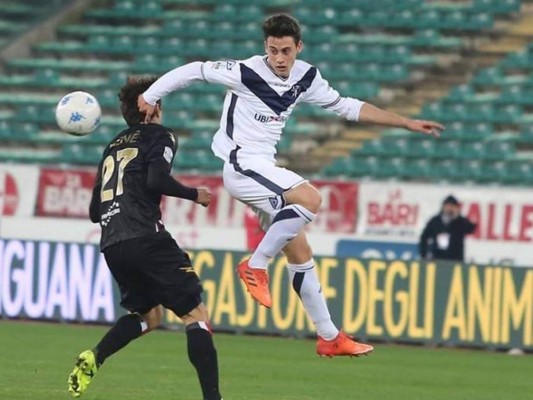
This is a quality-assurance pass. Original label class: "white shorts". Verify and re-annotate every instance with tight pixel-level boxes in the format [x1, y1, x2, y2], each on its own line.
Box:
[223, 151, 307, 229]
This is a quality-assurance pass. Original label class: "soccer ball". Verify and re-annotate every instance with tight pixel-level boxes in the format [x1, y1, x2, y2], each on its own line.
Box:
[55, 91, 101, 136]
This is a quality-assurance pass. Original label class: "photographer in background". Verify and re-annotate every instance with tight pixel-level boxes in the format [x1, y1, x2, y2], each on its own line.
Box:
[419, 195, 477, 262]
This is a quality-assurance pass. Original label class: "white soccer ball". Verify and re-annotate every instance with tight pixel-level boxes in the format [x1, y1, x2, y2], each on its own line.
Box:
[55, 91, 101, 136]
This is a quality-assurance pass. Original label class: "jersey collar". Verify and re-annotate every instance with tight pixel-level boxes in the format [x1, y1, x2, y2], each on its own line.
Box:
[263, 56, 290, 82]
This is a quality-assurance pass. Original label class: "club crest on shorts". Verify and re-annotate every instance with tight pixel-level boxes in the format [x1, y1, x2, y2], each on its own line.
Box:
[269, 196, 282, 210]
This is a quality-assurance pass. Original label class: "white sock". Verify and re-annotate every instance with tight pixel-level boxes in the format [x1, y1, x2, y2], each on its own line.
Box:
[288, 260, 339, 340]
[249, 204, 315, 269]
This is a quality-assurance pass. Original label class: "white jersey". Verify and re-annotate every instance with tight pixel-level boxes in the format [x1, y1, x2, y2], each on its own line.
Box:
[143, 55, 365, 163]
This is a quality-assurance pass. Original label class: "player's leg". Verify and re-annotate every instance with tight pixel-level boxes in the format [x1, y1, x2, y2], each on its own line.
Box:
[177, 303, 222, 400]
[67, 306, 161, 398]
[238, 183, 319, 307]
[282, 231, 338, 340]
[93, 305, 162, 366]
[68, 239, 161, 397]
[152, 235, 222, 400]
[283, 232, 374, 357]
[248, 182, 321, 268]
[222, 158, 317, 307]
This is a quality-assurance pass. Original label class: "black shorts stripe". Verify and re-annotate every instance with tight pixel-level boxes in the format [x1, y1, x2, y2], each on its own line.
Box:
[229, 147, 285, 195]
[226, 93, 238, 139]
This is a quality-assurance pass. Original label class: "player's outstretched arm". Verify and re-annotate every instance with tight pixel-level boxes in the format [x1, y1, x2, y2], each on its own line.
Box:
[358, 103, 444, 138]
[138, 62, 205, 122]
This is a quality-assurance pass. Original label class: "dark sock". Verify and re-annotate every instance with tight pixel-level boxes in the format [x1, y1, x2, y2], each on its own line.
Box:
[94, 313, 144, 367]
[186, 322, 222, 400]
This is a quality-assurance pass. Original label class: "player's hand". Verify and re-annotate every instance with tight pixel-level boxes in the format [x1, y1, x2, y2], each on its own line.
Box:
[195, 187, 212, 207]
[405, 119, 444, 138]
[137, 95, 156, 123]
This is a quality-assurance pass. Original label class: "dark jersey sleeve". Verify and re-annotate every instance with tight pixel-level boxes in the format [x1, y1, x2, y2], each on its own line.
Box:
[145, 128, 178, 171]
[145, 128, 198, 201]
[89, 160, 103, 223]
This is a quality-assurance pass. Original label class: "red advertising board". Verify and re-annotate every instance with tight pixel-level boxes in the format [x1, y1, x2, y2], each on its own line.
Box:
[357, 182, 533, 243]
[0, 165, 40, 217]
[36, 168, 96, 217]
[35, 168, 359, 233]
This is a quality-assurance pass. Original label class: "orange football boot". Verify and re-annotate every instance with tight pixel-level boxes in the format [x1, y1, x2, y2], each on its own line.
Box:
[237, 259, 272, 308]
[317, 331, 374, 357]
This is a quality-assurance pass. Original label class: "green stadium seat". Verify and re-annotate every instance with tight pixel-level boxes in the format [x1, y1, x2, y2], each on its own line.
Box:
[7, 57, 130, 73]
[374, 157, 406, 179]
[86, 1, 164, 20]
[174, 150, 222, 171]
[0, 20, 25, 35]
[501, 86, 533, 105]
[446, 84, 475, 102]
[435, 140, 462, 159]
[472, 67, 504, 86]
[181, 131, 212, 151]
[403, 158, 435, 180]
[0, 3, 35, 18]
[350, 156, 380, 177]
[432, 159, 464, 182]
[444, 122, 493, 141]
[519, 126, 533, 144]
[506, 157, 533, 184]
[11, 105, 55, 124]
[405, 138, 437, 158]
[322, 157, 352, 177]
[277, 135, 292, 153]
[484, 138, 516, 160]
[410, 30, 462, 49]
[354, 140, 386, 156]
[473, 0, 521, 14]
[0, 148, 60, 164]
[62, 144, 103, 165]
[477, 161, 509, 183]
[501, 51, 532, 70]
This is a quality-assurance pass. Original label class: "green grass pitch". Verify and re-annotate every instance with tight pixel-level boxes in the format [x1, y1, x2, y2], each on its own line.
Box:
[0, 320, 530, 400]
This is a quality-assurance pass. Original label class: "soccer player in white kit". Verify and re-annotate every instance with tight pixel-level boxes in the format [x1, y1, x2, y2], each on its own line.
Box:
[139, 14, 444, 357]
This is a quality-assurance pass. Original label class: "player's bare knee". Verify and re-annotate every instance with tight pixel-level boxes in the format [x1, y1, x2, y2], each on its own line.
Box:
[306, 188, 322, 213]
[285, 183, 322, 213]
[180, 303, 209, 326]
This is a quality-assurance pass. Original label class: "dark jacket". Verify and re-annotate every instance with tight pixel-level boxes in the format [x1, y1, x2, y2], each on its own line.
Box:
[419, 215, 476, 261]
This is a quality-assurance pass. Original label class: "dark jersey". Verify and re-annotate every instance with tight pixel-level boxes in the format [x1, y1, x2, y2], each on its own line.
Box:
[93, 123, 177, 250]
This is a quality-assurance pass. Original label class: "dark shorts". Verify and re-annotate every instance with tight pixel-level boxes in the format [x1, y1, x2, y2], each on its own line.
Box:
[103, 231, 203, 317]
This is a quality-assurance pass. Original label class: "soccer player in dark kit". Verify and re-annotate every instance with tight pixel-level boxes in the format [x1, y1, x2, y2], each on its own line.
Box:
[67, 76, 223, 400]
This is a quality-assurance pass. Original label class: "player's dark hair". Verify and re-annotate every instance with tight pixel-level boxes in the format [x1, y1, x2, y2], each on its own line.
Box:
[118, 76, 161, 126]
[262, 14, 301, 44]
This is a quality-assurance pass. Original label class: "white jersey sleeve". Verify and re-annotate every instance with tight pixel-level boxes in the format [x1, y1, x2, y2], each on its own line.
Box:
[143, 60, 242, 105]
[143, 61, 205, 105]
[201, 60, 241, 89]
[300, 69, 365, 121]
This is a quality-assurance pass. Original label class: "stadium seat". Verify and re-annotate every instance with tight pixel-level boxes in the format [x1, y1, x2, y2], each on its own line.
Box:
[1, 0, 530, 178]
[403, 158, 436, 180]
[349, 156, 380, 177]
